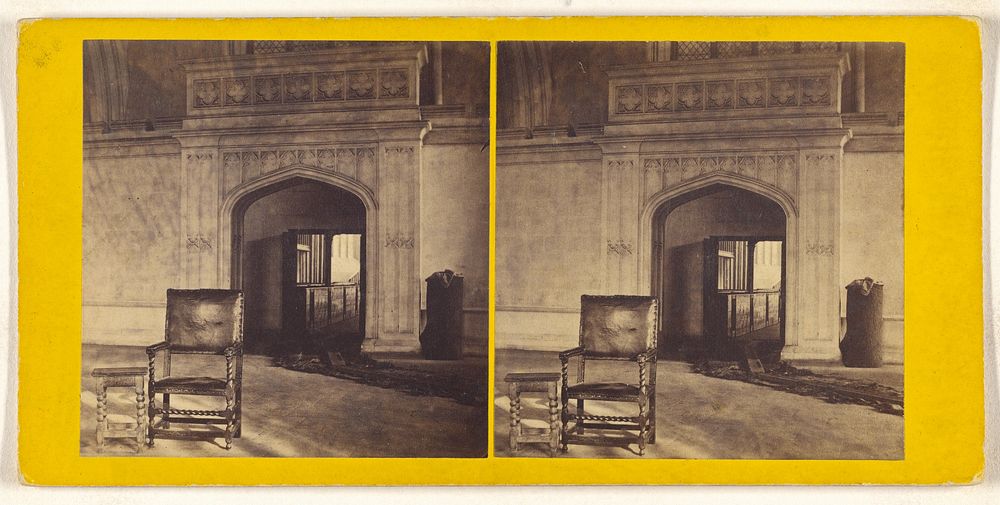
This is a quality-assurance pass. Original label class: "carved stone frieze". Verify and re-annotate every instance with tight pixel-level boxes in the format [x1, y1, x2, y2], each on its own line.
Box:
[223, 77, 251, 106]
[801, 76, 832, 106]
[385, 234, 415, 249]
[379, 69, 409, 98]
[805, 241, 834, 256]
[348, 71, 377, 100]
[642, 152, 799, 203]
[185, 234, 213, 251]
[193, 79, 221, 108]
[284, 73, 313, 102]
[607, 239, 633, 256]
[254, 75, 281, 104]
[737, 79, 766, 108]
[316, 72, 346, 100]
[645, 84, 673, 112]
[607, 159, 634, 171]
[220, 145, 377, 192]
[616, 86, 643, 114]
[193, 67, 409, 109]
[613, 74, 833, 115]
[768, 78, 799, 107]
[676, 82, 704, 111]
[706, 80, 734, 109]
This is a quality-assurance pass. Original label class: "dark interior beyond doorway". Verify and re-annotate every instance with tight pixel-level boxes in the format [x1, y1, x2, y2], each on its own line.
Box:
[238, 179, 365, 355]
[653, 185, 786, 359]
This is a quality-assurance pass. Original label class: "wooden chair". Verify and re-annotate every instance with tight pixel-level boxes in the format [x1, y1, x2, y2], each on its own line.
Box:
[146, 289, 244, 449]
[559, 295, 658, 455]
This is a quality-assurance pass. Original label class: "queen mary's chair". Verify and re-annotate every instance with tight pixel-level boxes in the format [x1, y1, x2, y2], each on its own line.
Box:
[146, 289, 244, 449]
[559, 295, 658, 455]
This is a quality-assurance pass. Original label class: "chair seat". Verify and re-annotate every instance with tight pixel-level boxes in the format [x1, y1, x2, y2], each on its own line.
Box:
[154, 376, 228, 393]
[566, 382, 640, 400]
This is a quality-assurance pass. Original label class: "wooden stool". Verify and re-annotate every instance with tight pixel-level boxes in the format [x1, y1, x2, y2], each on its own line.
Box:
[92, 367, 147, 452]
[504, 372, 560, 457]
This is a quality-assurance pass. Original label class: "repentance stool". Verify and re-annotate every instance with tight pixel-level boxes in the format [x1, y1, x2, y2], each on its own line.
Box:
[92, 366, 148, 452]
[504, 372, 560, 457]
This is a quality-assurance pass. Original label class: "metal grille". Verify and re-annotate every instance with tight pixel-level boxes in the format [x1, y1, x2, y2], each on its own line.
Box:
[758, 42, 798, 55]
[716, 42, 753, 58]
[800, 42, 841, 53]
[250, 40, 373, 54]
[674, 42, 712, 60]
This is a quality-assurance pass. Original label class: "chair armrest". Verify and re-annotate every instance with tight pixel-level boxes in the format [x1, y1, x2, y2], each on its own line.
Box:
[145, 341, 169, 356]
[223, 341, 243, 357]
[559, 346, 586, 362]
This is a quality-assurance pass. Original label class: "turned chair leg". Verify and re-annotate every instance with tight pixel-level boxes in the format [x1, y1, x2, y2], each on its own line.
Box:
[147, 390, 156, 447]
[134, 377, 146, 453]
[576, 399, 585, 434]
[547, 382, 559, 457]
[638, 391, 649, 456]
[649, 394, 657, 443]
[161, 393, 171, 429]
[95, 381, 107, 451]
[508, 382, 521, 452]
[560, 385, 569, 452]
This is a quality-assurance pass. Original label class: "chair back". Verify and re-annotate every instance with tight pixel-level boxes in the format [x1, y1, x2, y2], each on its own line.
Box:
[165, 289, 245, 352]
[579, 295, 658, 358]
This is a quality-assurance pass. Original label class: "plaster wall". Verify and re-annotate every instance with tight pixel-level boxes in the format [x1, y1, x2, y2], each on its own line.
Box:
[420, 143, 490, 354]
[495, 153, 604, 349]
[841, 151, 904, 362]
[82, 147, 182, 345]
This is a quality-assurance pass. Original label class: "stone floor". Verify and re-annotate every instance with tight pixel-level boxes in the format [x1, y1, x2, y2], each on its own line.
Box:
[80, 344, 487, 457]
[494, 349, 904, 459]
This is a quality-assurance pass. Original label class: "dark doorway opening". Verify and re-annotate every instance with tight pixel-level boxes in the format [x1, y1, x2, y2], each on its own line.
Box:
[651, 184, 787, 360]
[233, 178, 366, 355]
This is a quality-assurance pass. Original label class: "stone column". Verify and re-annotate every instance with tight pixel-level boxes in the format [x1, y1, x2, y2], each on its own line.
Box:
[600, 149, 642, 295]
[178, 137, 221, 289]
[785, 148, 844, 360]
[369, 140, 422, 350]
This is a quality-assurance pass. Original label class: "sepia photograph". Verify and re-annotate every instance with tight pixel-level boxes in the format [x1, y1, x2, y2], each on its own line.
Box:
[80, 40, 490, 457]
[494, 41, 905, 459]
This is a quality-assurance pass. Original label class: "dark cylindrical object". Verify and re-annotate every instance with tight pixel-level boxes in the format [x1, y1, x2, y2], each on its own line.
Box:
[420, 270, 464, 360]
[840, 278, 884, 368]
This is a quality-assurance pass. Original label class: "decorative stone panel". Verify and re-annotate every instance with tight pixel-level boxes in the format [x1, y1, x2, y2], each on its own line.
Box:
[183, 45, 426, 115]
[605, 52, 848, 122]
[641, 152, 798, 205]
[220, 145, 378, 196]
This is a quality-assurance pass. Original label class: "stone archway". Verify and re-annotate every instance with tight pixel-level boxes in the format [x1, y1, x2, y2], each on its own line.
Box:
[220, 167, 379, 343]
[595, 140, 848, 361]
[642, 179, 792, 356]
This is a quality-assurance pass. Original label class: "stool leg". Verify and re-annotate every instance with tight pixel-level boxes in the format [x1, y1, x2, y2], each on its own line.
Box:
[134, 376, 146, 453]
[95, 380, 107, 451]
[508, 382, 520, 453]
[548, 382, 559, 457]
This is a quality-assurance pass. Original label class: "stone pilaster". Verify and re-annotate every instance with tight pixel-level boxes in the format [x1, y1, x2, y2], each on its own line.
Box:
[600, 151, 642, 295]
[370, 141, 422, 349]
[178, 140, 221, 289]
[784, 149, 843, 359]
